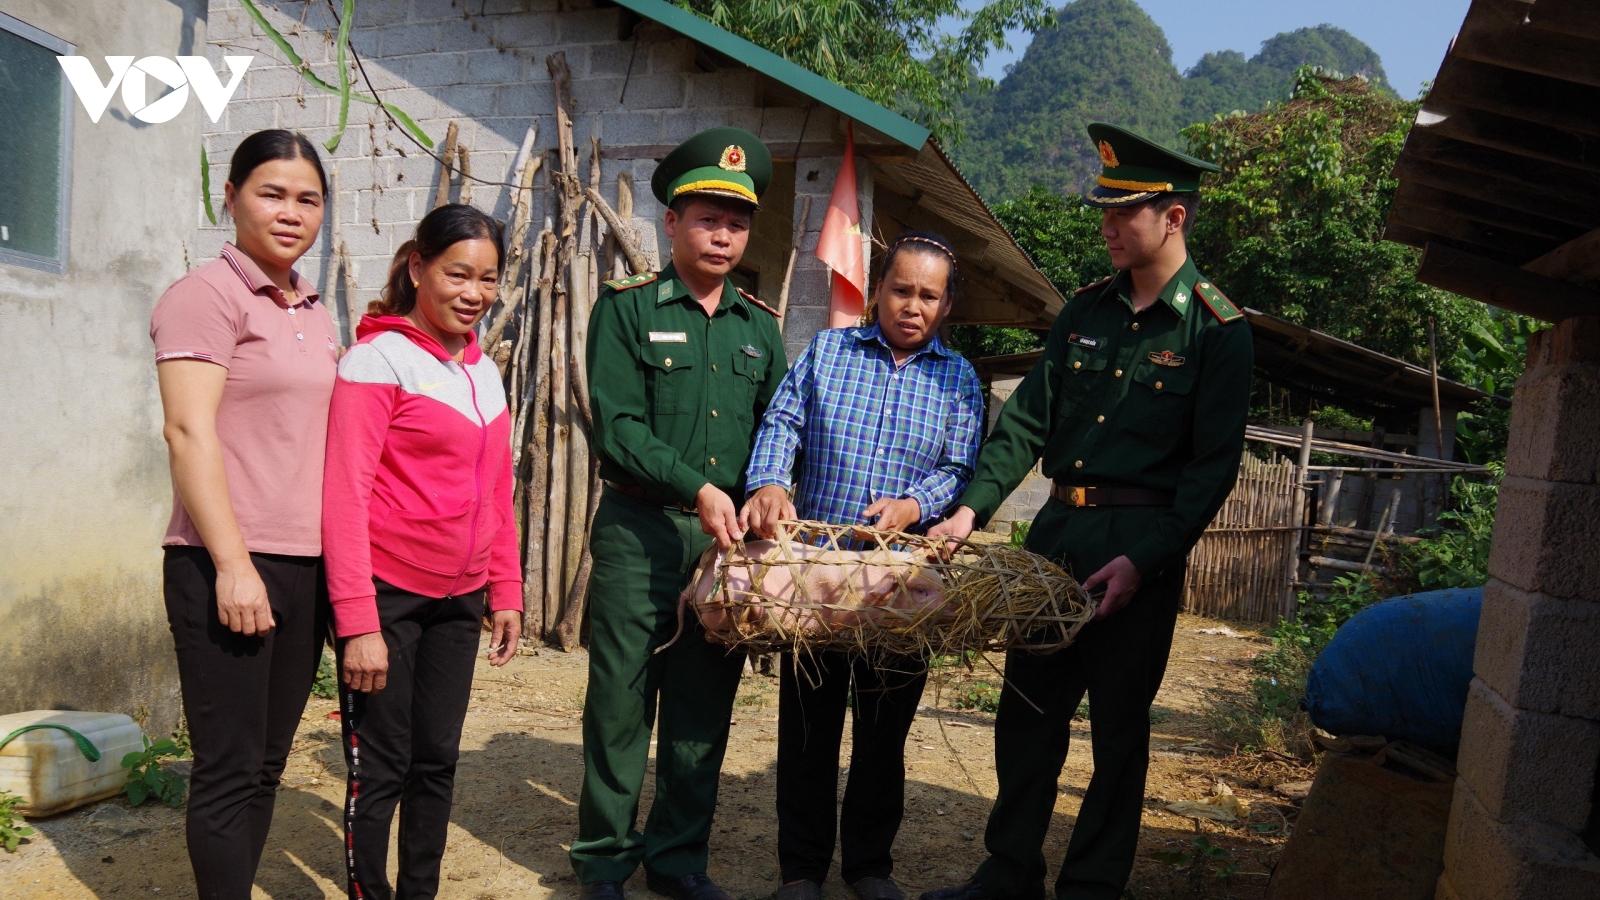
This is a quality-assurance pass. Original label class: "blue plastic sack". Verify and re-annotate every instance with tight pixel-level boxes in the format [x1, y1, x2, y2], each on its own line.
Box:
[1302, 587, 1483, 754]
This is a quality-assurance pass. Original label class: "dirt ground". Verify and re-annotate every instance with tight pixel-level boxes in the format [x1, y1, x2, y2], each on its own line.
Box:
[4, 615, 1312, 900]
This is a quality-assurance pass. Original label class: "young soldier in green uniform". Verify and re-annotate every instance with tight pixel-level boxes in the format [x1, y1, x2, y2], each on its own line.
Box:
[572, 127, 787, 900]
[922, 124, 1254, 900]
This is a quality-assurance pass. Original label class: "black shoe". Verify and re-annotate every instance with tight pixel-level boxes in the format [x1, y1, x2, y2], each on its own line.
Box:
[919, 879, 1045, 900]
[850, 877, 905, 900]
[776, 880, 823, 900]
[646, 872, 734, 900]
[583, 882, 627, 900]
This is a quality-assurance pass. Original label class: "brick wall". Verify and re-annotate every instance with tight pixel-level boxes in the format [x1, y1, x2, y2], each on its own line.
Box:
[1437, 315, 1600, 899]
[200, 0, 834, 345]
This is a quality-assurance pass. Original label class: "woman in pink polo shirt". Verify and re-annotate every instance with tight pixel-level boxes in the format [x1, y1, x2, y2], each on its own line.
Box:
[150, 130, 336, 899]
[322, 203, 523, 899]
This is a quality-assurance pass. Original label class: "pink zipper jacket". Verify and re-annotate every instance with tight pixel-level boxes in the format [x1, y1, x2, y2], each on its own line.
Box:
[322, 314, 522, 637]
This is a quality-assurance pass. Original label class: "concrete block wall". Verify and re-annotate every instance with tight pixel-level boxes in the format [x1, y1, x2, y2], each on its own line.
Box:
[1438, 315, 1600, 900]
[200, 0, 830, 343]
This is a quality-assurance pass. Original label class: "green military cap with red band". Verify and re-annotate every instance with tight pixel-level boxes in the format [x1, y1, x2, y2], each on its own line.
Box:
[1082, 122, 1223, 209]
[651, 126, 774, 209]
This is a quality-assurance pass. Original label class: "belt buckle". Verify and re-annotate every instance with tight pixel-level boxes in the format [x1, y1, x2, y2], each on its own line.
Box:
[1066, 486, 1090, 507]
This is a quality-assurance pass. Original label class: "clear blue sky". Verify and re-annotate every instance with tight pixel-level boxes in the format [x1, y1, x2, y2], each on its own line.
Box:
[971, 0, 1472, 98]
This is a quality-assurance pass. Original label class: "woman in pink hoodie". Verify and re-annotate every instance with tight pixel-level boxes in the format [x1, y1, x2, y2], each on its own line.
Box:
[322, 203, 523, 899]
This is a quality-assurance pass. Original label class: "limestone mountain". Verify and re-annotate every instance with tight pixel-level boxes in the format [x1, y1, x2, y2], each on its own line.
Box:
[953, 1, 1393, 200]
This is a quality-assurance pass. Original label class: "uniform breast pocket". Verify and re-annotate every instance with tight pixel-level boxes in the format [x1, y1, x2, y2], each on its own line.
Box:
[731, 350, 765, 422]
[1055, 346, 1107, 418]
[641, 343, 696, 416]
[1125, 364, 1196, 439]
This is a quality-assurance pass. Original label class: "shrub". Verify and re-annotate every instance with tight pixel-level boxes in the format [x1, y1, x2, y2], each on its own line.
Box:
[953, 681, 1001, 713]
[0, 789, 33, 852]
[121, 735, 189, 808]
[312, 648, 340, 700]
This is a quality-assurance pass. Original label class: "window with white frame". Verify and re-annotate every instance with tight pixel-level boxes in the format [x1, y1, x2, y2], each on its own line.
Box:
[0, 12, 72, 274]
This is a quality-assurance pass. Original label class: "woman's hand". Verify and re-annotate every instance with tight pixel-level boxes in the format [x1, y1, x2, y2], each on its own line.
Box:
[343, 632, 389, 693]
[215, 559, 275, 636]
[740, 485, 795, 540]
[864, 496, 922, 534]
[487, 609, 521, 667]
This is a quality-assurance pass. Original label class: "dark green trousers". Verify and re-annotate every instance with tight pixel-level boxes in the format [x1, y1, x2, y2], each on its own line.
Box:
[974, 500, 1184, 900]
[570, 489, 748, 883]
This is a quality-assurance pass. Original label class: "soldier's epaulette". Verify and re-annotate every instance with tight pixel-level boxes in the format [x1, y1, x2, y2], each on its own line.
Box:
[1074, 275, 1114, 296]
[1195, 281, 1244, 324]
[603, 271, 658, 292]
[738, 288, 782, 318]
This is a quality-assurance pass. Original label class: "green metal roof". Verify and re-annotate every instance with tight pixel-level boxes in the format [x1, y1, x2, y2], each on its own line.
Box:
[609, 0, 932, 150]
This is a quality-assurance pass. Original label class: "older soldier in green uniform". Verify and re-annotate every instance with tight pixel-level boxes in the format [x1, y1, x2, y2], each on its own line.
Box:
[922, 125, 1254, 900]
[572, 127, 787, 900]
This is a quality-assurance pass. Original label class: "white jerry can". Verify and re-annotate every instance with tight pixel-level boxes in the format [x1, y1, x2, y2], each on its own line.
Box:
[0, 710, 148, 816]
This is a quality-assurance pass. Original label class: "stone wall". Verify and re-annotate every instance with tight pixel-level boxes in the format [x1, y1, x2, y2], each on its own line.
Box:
[1437, 315, 1600, 899]
[201, 0, 843, 353]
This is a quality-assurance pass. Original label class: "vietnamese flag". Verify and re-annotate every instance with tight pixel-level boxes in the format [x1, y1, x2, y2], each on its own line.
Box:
[815, 124, 866, 328]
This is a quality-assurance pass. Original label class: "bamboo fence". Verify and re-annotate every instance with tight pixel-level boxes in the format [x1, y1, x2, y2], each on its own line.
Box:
[1182, 454, 1302, 623]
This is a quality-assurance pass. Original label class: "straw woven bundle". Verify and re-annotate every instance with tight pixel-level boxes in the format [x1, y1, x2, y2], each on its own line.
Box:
[680, 520, 1096, 656]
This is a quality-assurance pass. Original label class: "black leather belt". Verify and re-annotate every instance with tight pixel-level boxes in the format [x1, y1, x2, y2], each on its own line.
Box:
[1052, 483, 1175, 508]
[604, 481, 698, 514]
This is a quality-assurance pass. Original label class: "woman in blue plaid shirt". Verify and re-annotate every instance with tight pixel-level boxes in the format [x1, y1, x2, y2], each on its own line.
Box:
[741, 231, 986, 900]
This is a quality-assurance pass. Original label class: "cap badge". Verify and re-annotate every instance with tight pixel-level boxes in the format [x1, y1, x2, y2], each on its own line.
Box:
[719, 145, 747, 172]
[1098, 141, 1120, 168]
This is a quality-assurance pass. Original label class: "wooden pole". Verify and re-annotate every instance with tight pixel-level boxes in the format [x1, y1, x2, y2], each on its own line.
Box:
[1361, 487, 1402, 572]
[564, 144, 599, 600]
[543, 278, 571, 637]
[584, 186, 649, 274]
[615, 172, 635, 278]
[777, 194, 813, 324]
[521, 227, 557, 639]
[456, 143, 473, 208]
[434, 121, 459, 210]
[485, 156, 544, 351]
[1283, 418, 1314, 622]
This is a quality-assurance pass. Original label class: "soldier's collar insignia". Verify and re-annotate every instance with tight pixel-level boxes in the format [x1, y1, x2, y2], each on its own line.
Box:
[719, 145, 747, 172]
[1098, 141, 1120, 168]
[1173, 290, 1188, 307]
[1149, 350, 1186, 367]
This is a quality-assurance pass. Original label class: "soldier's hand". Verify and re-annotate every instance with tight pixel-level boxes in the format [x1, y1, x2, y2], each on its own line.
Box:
[927, 506, 977, 558]
[864, 496, 921, 534]
[697, 483, 742, 550]
[741, 485, 794, 540]
[1084, 555, 1142, 619]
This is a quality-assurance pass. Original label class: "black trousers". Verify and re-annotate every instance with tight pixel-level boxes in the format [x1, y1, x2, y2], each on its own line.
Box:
[163, 546, 328, 900]
[338, 580, 484, 900]
[973, 565, 1184, 900]
[776, 651, 928, 885]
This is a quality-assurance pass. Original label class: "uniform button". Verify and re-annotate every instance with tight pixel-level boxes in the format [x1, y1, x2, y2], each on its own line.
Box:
[1096, 415, 1105, 423]
[1072, 361, 1082, 370]
[709, 457, 717, 465]
[711, 409, 719, 418]
[664, 357, 673, 367]
[1155, 381, 1163, 390]
[1114, 368, 1123, 377]
[1074, 460, 1083, 468]
[1131, 322, 1139, 330]
[711, 364, 718, 371]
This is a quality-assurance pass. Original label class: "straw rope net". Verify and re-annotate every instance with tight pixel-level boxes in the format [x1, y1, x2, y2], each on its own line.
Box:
[679, 520, 1097, 656]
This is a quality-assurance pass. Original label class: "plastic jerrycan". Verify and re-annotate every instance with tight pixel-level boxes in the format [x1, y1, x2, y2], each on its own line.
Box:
[0, 710, 148, 816]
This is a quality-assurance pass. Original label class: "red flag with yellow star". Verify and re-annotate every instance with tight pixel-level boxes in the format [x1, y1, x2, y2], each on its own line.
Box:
[815, 124, 865, 328]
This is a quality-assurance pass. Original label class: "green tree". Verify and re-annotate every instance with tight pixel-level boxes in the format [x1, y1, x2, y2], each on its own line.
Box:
[946, 185, 1111, 359]
[672, 0, 1054, 142]
[1182, 70, 1492, 376]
